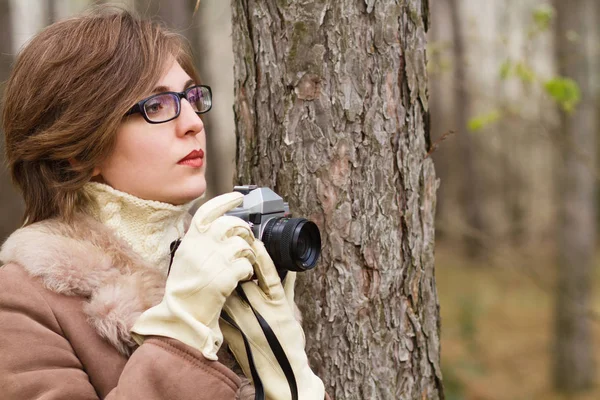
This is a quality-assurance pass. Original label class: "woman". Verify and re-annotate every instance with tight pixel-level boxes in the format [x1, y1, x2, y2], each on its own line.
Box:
[0, 6, 325, 400]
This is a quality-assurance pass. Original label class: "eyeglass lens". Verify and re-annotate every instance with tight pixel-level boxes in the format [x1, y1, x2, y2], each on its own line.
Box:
[143, 86, 211, 123]
[186, 86, 211, 113]
[144, 94, 180, 122]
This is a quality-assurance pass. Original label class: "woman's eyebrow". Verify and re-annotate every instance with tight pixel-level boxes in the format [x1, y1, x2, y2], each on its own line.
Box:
[151, 85, 170, 94]
[151, 79, 195, 95]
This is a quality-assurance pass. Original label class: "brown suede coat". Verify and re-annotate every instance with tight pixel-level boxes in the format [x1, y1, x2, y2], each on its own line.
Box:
[0, 213, 254, 399]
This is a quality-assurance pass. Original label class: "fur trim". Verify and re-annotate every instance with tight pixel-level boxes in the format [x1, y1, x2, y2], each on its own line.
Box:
[0, 214, 169, 356]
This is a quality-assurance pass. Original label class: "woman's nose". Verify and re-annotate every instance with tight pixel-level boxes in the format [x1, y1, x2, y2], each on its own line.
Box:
[177, 99, 204, 136]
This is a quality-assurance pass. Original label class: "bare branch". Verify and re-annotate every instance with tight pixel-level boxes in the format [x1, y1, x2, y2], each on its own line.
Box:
[424, 129, 456, 159]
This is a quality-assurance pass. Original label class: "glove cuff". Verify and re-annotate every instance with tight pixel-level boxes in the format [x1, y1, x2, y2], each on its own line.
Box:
[131, 303, 223, 361]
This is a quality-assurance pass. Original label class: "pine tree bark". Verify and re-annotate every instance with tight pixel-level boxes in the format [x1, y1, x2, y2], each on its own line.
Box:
[232, 1, 442, 398]
[553, 0, 597, 392]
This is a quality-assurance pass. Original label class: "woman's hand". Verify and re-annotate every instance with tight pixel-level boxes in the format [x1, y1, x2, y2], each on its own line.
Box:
[220, 240, 325, 400]
[131, 192, 256, 360]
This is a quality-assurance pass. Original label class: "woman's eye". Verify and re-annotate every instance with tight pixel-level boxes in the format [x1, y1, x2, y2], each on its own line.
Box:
[145, 100, 164, 114]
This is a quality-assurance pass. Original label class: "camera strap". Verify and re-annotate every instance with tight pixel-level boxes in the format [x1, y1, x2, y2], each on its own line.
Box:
[168, 239, 182, 276]
[220, 285, 299, 400]
[220, 312, 265, 400]
[170, 238, 298, 399]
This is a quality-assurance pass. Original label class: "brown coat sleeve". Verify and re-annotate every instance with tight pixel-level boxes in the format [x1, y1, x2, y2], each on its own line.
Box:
[107, 337, 242, 399]
[0, 265, 242, 400]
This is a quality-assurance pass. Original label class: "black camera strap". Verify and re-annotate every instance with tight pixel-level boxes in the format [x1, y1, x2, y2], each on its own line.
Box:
[236, 286, 299, 400]
[168, 239, 182, 276]
[220, 312, 265, 400]
[170, 239, 298, 399]
[220, 285, 299, 400]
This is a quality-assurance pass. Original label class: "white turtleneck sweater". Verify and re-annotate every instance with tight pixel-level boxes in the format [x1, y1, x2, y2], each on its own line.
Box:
[82, 182, 195, 273]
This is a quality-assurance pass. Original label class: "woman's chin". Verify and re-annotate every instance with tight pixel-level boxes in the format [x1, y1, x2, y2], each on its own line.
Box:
[174, 180, 207, 205]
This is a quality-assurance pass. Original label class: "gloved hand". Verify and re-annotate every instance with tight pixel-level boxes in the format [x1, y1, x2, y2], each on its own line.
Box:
[282, 271, 300, 323]
[220, 240, 325, 400]
[131, 192, 256, 360]
[220, 270, 300, 372]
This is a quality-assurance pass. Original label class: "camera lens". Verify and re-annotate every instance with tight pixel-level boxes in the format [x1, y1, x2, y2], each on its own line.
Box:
[296, 235, 308, 255]
[262, 217, 321, 272]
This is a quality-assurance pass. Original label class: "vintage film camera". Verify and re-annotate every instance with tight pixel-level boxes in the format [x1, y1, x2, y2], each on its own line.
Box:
[225, 185, 321, 274]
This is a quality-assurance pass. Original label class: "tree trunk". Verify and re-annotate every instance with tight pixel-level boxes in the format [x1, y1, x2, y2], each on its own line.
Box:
[46, 0, 56, 23]
[553, 0, 597, 392]
[447, 0, 486, 259]
[427, 0, 450, 243]
[193, 0, 238, 199]
[135, 0, 237, 202]
[134, 0, 191, 30]
[232, 1, 443, 399]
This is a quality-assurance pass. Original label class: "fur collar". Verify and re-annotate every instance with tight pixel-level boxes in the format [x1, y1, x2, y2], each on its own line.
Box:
[0, 213, 171, 356]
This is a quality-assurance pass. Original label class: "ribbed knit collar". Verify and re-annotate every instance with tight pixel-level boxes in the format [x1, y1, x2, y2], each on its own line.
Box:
[82, 182, 194, 274]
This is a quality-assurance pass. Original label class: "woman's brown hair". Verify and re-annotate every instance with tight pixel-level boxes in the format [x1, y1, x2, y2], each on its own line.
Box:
[2, 6, 199, 225]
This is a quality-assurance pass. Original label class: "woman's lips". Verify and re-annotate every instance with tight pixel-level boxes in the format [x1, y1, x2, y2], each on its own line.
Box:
[178, 149, 204, 168]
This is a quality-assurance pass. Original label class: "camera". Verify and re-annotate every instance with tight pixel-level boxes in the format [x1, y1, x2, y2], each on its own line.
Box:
[225, 185, 321, 273]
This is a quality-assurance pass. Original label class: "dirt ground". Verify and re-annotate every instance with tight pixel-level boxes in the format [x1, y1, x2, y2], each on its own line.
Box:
[436, 243, 600, 400]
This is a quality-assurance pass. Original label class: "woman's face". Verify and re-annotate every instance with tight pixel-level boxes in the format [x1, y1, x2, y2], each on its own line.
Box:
[94, 58, 207, 205]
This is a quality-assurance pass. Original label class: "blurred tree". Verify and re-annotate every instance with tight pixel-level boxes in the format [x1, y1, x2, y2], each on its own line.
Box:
[428, 0, 452, 242]
[47, 0, 56, 23]
[448, 0, 486, 259]
[192, 0, 237, 199]
[232, 0, 443, 398]
[135, 0, 236, 201]
[0, 0, 24, 241]
[134, 0, 190, 29]
[553, 0, 597, 392]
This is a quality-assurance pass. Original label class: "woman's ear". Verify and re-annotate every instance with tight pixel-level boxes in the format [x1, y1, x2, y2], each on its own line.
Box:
[69, 158, 102, 180]
[90, 167, 105, 183]
[69, 158, 101, 175]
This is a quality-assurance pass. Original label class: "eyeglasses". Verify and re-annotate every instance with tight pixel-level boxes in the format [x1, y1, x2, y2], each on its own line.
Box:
[125, 84, 212, 124]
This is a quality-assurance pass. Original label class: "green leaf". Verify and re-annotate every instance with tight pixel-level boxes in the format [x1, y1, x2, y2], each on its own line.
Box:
[467, 110, 502, 132]
[532, 4, 555, 32]
[544, 77, 581, 113]
[515, 62, 536, 84]
[499, 60, 512, 80]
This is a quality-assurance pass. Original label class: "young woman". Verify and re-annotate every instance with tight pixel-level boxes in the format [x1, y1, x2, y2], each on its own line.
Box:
[0, 7, 325, 400]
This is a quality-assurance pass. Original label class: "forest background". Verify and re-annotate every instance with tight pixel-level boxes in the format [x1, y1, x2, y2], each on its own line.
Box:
[1, 0, 599, 399]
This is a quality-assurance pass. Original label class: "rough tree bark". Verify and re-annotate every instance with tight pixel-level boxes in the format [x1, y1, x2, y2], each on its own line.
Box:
[553, 0, 597, 392]
[232, 1, 442, 399]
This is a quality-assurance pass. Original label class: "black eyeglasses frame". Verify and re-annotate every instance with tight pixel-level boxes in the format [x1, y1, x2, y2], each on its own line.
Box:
[124, 84, 212, 124]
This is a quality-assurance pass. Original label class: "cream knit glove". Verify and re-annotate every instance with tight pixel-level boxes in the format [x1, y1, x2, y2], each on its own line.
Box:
[131, 192, 256, 360]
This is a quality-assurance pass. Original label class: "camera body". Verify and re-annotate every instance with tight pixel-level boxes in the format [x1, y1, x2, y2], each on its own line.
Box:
[226, 185, 291, 240]
[225, 185, 321, 273]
